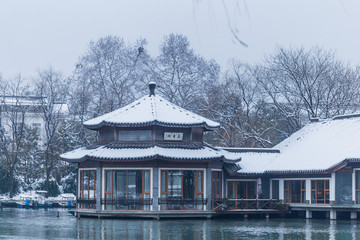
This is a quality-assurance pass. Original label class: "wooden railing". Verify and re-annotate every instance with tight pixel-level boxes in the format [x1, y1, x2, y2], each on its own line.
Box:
[158, 198, 208, 210]
[212, 199, 288, 212]
[77, 198, 96, 209]
[101, 198, 153, 210]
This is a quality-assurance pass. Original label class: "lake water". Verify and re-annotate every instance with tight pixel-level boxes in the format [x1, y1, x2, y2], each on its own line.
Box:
[0, 208, 359, 239]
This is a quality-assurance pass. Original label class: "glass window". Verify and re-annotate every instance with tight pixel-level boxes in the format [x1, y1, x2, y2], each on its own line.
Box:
[356, 171, 360, 204]
[161, 171, 167, 193]
[228, 182, 236, 199]
[247, 182, 257, 199]
[83, 171, 88, 199]
[118, 130, 152, 141]
[168, 171, 182, 198]
[197, 171, 203, 193]
[160, 170, 204, 210]
[144, 171, 150, 193]
[104, 169, 150, 210]
[227, 181, 257, 199]
[284, 180, 306, 203]
[105, 171, 111, 192]
[89, 170, 95, 199]
[79, 169, 96, 209]
[311, 180, 329, 204]
[272, 180, 279, 199]
[211, 171, 222, 199]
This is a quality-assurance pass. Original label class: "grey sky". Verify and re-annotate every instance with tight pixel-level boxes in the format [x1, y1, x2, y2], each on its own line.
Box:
[0, 0, 359, 79]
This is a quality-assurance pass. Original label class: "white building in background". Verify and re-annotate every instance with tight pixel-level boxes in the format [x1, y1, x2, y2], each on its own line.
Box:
[0, 95, 68, 143]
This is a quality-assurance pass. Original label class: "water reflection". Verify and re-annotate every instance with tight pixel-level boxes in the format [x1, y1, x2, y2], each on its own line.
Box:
[1, 209, 360, 239]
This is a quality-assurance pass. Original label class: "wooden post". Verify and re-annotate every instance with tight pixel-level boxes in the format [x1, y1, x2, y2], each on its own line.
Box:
[330, 210, 337, 220]
[57, 211, 59, 217]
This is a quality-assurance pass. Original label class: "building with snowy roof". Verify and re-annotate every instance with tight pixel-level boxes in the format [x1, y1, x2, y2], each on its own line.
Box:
[223, 114, 360, 220]
[61, 83, 245, 218]
[61, 82, 360, 220]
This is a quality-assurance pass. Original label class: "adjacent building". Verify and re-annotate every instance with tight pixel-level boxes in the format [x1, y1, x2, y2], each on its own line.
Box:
[0, 95, 68, 143]
[227, 114, 360, 220]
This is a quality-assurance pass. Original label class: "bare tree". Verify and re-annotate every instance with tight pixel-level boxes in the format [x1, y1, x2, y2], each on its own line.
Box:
[72, 35, 146, 118]
[199, 62, 278, 147]
[0, 76, 38, 197]
[35, 68, 69, 196]
[144, 34, 220, 110]
[259, 47, 360, 120]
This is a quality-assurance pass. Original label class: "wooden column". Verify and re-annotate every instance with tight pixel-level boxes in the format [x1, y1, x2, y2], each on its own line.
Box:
[96, 167, 102, 212]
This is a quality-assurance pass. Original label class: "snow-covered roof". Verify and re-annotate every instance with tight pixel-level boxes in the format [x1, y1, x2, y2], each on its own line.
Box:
[236, 114, 360, 174]
[84, 94, 220, 130]
[60, 145, 241, 163]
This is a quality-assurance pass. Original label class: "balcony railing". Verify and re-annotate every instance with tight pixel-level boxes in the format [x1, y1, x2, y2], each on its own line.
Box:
[158, 197, 207, 210]
[77, 198, 96, 204]
[101, 198, 153, 210]
[77, 198, 96, 209]
[212, 199, 288, 212]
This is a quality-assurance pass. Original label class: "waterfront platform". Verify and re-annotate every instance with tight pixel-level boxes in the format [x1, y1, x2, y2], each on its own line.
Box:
[75, 209, 286, 219]
[75, 199, 289, 219]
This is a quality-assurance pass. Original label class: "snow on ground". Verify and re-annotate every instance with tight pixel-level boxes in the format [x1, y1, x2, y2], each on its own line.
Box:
[237, 115, 360, 173]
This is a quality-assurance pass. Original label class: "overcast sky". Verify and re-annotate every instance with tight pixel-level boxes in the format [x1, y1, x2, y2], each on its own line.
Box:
[1, 0, 359, 79]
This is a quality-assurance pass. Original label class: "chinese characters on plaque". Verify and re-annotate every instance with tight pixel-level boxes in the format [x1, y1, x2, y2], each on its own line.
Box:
[164, 132, 183, 141]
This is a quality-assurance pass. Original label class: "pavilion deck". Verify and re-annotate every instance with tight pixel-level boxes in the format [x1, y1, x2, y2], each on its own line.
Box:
[75, 199, 288, 219]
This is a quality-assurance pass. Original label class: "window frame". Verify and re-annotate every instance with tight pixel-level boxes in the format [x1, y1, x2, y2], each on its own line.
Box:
[226, 180, 257, 200]
[118, 129, 152, 141]
[284, 180, 306, 204]
[103, 169, 152, 211]
[311, 179, 330, 204]
[79, 169, 96, 209]
[355, 170, 360, 204]
[159, 169, 205, 210]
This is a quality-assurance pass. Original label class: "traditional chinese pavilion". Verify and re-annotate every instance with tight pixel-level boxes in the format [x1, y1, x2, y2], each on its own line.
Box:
[62, 83, 360, 220]
[61, 82, 241, 218]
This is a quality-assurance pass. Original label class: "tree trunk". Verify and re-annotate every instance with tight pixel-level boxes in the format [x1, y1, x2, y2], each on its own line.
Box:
[9, 167, 14, 198]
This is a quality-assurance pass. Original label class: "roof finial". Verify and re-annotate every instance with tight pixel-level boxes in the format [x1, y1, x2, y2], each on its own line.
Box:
[149, 82, 156, 96]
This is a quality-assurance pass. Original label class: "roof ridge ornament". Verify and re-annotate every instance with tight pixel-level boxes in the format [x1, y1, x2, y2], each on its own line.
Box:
[149, 82, 156, 96]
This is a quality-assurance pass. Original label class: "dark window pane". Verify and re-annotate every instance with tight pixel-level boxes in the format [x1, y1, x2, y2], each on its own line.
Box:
[161, 171, 167, 193]
[287, 180, 305, 203]
[89, 170, 95, 199]
[136, 170, 143, 199]
[168, 171, 182, 197]
[238, 182, 246, 199]
[127, 171, 137, 199]
[105, 171, 111, 192]
[197, 171, 203, 192]
[83, 171, 89, 199]
[228, 182, 235, 199]
[247, 182, 257, 199]
[182, 171, 195, 200]
[144, 171, 150, 193]
[114, 171, 126, 198]
[118, 130, 152, 141]
[272, 180, 279, 199]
